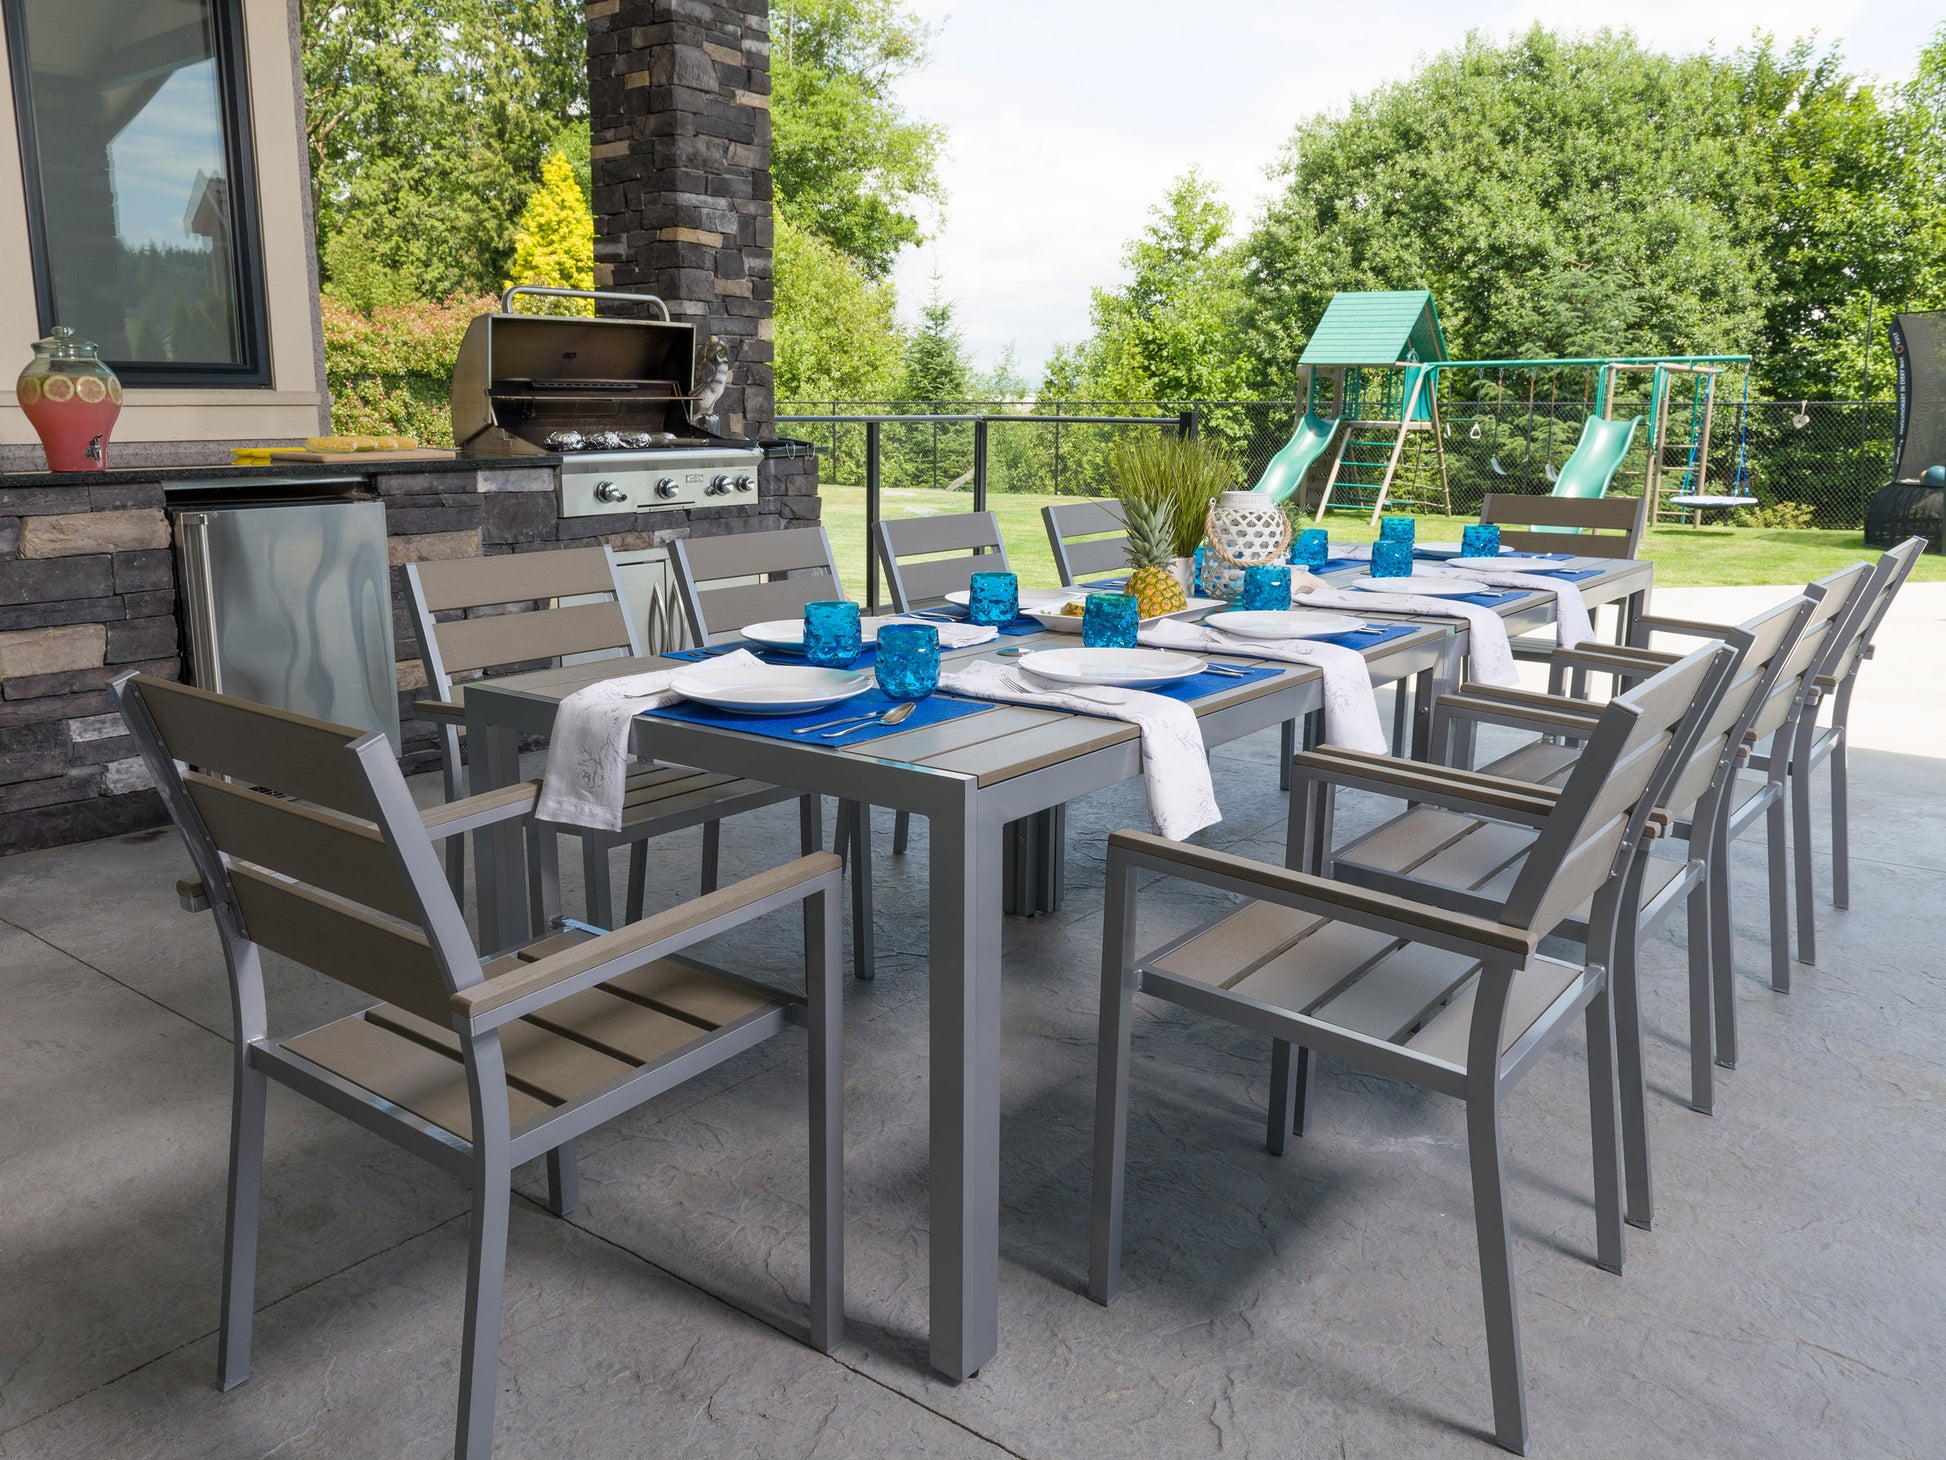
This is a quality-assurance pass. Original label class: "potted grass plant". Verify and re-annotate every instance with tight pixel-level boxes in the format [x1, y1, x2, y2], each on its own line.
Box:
[1111, 432, 1237, 602]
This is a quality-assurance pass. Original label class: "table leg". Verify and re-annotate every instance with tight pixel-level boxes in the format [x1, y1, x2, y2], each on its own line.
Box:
[929, 793, 1004, 1381]
[466, 716, 528, 955]
[1413, 637, 1465, 762]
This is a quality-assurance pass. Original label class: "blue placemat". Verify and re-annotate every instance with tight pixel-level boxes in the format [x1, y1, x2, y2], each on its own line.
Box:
[1320, 622, 1422, 651]
[642, 687, 996, 744]
[913, 607, 1048, 637]
[1146, 662, 1284, 703]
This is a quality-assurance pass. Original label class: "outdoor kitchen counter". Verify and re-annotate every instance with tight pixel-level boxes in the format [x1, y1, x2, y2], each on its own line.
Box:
[0, 456, 563, 490]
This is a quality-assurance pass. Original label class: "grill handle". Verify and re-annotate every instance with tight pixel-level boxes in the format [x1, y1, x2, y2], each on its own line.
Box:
[500, 286, 672, 321]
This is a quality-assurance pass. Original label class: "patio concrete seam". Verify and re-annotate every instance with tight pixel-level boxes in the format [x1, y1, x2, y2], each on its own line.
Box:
[0, 912, 233, 1045]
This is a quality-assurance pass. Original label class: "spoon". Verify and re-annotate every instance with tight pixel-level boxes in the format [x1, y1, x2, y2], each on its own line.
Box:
[820, 700, 918, 738]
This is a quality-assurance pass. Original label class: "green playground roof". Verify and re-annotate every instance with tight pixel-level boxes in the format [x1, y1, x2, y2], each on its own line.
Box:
[1299, 290, 1449, 367]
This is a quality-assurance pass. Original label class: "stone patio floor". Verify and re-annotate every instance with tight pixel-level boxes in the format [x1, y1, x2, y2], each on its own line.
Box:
[2, 585, 1941, 1459]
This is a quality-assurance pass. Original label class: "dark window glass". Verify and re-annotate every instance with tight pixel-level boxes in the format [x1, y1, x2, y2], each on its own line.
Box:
[8, 0, 268, 385]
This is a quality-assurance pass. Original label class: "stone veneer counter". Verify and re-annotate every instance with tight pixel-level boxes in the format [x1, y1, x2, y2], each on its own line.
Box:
[1, 451, 817, 854]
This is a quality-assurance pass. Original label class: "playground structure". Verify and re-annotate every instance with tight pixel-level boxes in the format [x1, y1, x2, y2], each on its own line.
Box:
[1864, 310, 1945, 553]
[1252, 290, 1753, 524]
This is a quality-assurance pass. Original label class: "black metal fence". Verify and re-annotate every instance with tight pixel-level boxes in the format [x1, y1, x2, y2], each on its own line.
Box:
[780, 398, 1898, 528]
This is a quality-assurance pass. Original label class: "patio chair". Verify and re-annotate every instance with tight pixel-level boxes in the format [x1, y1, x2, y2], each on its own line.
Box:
[1089, 643, 1725, 1455]
[668, 526, 883, 977]
[404, 545, 800, 933]
[1042, 498, 1131, 588]
[1747, 536, 1925, 967]
[1313, 598, 1807, 1228]
[874, 509, 1011, 611]
[1480, 493, 1650, 677]
[111, 672, 843, 1460]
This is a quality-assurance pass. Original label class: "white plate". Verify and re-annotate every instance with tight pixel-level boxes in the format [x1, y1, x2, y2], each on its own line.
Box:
[1209, 608, 1365, 639]
[1026, 594, 1222, 634]
[1343, 574, 1491, 598]
[1412, 540, 1464, 558]
[945, 586, 1073, 612]
[669, 666, 874, 716]
[740, 615, 898, 650]
[1450, 556, 1509, 569]
[1014, 646, 1207, 688]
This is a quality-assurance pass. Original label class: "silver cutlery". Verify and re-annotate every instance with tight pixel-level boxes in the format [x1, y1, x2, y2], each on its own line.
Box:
[794, 709, 880, 735]
[820, 700, 918, 738]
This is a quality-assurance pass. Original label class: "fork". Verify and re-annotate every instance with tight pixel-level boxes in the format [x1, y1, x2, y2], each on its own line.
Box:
[1002, 672, 1127, 706]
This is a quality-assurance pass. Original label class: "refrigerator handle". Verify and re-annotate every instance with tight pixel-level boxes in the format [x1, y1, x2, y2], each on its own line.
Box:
[176, 512, 224, 695]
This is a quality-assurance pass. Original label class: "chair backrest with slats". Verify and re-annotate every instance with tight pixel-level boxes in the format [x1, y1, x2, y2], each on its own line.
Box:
[1480, 493, 1647, 558]
[405, 545, 638, 703]
[112, 674, 479, 1034]
[1657, 596, 1813, 819]
[1043, 498, 1131, 587]
[875, 511, 1011, 611]
[1503, 644, 1732, 937]
[668, 526, 844, 643]
[1742, 562, 1872, 745]
[1822, 537, 1925, 695]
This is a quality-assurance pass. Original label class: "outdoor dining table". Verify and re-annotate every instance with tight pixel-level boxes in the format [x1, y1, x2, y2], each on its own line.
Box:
[460, 616, 1452, 1382]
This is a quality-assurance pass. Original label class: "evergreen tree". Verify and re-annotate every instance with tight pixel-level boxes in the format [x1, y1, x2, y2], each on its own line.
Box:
[896, 283, 971, 405]
[504, 150, 595, 315]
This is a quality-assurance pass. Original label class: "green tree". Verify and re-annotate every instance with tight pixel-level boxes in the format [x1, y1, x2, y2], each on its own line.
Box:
[504, 149, 595, 314]
[896, 284, 972, 404]
[772, 0, 946, 276]
[774, 211, 903, 401]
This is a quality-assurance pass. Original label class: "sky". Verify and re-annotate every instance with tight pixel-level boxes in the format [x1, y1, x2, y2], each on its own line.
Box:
[887, 0, 1943, 381]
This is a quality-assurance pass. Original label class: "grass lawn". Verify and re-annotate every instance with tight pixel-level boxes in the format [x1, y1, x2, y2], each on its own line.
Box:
[817, 484, 1940, 602]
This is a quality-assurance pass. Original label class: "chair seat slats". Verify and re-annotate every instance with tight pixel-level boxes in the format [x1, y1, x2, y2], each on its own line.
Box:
[365, 1004, 639, 1106]
[602, 959, 780, 1029]
[1478, 741, 1579, 787]
[283, 1016, 550, 1139]
[1309, 941, 1484, 1044]
[1229, 920, 1399, 1012]
[1149, 902, 1323, 986]
[1404, 959, 1583, 1069]
[523, 986, 723, 1067]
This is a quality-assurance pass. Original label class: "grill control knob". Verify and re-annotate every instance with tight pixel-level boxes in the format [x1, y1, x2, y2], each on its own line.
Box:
[654, 478, 679, 500]
[708, 474, 733, 496]
[592, 480, 629, 505]
[733, 475, 754, 492]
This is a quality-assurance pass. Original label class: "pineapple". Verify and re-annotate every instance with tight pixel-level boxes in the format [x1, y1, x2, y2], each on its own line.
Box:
[1122, 496, 1189, 617]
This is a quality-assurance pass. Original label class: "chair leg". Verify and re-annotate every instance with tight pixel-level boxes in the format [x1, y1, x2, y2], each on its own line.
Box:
[807, 879, 845, 1352]
[848, 802, 875, 981]
[1266, 1040, 1314, 1154]
[1685, 876, 1715, 1116]
[1610, 914, 1655, 1229]
[1278, 719, 1296, 792]
[700, 819, 721, 894]
[581, 836, 615, 929]
[1465, 1081, 1529, 1455]
[1791, 756, 1817, 967]
[1766, 788, 1791, 993]
[440, 725, 467, 905]
[533, 826, 561, 929]
[1390, 679, 1409, 756]
[545, 1141, 578, 1217]
[216, 1054, 267, 1391]
[455, 1057, 512, 1460]
[1088, 860, 1140, 1309]
[1710, 822, 1738, 1070]
[893, 809, 912, 855]
[1830, 736, 1850, 909]
[1584, 984, 1627, 1272]
[625, 841, 647, 923]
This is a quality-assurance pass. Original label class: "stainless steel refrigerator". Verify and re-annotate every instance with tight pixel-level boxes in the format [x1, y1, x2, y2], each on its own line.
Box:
[172, 483, 401, 751]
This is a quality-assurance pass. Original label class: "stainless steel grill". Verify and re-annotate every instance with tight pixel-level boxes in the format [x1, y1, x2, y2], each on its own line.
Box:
[450, 287, 763, 518]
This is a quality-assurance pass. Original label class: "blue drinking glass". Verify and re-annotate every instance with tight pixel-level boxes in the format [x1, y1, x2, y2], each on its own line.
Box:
[967, 570, 1019, 627]
[1379, 515, 1416, 548]
[1081, 592, 1140, 648]
[874, 623, 939, 701]
[1240, 564, 1292, 611]
[1371, 540, 1414, 579]
[1290, 528, 1329, 571]
[802, 600, 862, 668]
[1461, 523, 1501, 559]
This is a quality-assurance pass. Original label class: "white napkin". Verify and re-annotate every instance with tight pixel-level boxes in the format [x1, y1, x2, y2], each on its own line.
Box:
[1138, 618, 1386, 754]
[535, 649, 768, 832]
[1415, 565, 1594, 648]
[937, 659, 1220, 841]
[882, 618, 998, 649]
[1293, 582, 1519, 685]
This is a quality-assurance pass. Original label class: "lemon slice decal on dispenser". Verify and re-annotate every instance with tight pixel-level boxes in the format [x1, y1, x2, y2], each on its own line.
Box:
[17, 377, 40, 405]
[76, 376, 107, 404]
[107, 378, 124, 405]
[41, 374, 75, 403]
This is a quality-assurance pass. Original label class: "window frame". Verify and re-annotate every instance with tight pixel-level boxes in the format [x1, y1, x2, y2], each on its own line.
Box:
[6, 0, 273, 388]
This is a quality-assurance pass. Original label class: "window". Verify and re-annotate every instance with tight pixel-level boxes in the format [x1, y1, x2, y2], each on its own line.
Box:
[7, 0, 269, 386]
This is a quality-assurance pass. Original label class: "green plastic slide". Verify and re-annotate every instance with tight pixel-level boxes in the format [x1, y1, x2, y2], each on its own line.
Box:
[1550, 415, 1640, 499]
[1251, 412, 1341, 503]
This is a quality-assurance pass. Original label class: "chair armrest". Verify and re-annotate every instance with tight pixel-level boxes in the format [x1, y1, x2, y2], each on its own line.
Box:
[452, 852, 843, 1030]
[1291, 746, 1559, 825]
[412, 698, 464, 721]
[1627, 614, 1726, 647]
[419, 779, 545, 840]
[1434, 688, 1601, 740]
[1109, 830, 1539, 961]
[1551, 644, 1679, 682]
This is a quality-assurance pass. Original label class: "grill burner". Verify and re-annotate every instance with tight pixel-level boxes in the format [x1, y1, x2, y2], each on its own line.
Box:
[452, 288, 764, 517]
